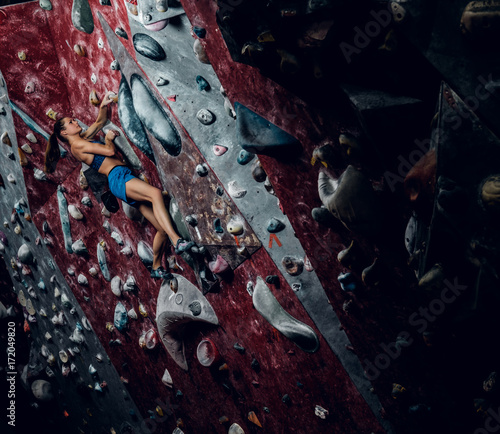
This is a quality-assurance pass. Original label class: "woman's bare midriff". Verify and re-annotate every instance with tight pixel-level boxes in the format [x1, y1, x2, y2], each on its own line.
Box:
[97, 157, 126, 176]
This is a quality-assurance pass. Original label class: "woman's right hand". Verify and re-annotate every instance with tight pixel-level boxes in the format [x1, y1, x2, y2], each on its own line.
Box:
[100, 91, 118, 107]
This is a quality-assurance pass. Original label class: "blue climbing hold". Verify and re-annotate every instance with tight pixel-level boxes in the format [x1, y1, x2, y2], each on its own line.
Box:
[213, 218, 223, 234]
[196, 75, 210, 92]
[114, 302, 128, 331]
[237, 149, 254, 165]
[133, 34, 166, 61]
[338, 272, 356, 292]
[267, 218, 285, 233]
[193, 26, 206, 38]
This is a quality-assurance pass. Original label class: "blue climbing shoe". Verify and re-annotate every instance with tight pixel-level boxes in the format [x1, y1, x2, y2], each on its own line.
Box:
[150, 267, 173, 281]
[175, 239, 195, 255]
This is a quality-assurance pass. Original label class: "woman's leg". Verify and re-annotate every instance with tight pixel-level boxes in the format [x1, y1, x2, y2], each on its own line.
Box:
[125, 178, 181, 246]
[138, 204, 168, 271]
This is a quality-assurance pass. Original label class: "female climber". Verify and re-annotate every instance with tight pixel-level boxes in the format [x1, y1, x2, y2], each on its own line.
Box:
[44, 91, 194, 280]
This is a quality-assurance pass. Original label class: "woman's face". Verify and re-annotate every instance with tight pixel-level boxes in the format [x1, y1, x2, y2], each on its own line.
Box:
[62, 118, 82, 137]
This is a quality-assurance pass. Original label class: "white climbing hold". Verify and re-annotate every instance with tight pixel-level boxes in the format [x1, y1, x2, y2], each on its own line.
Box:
[162, 369, 173, 388]
[72, 239, 88, 255]
[91, 73, 97, 84]
[111, 231, 124, 245]
[246, 281, 254, 296]
[228, 180, 247, 198]
[111, 276, 122, 297]
[34, 169, 48, 181]
[67, 267, 75, 276]
[14, 225, 21, 235]
[315, 405, 329, 419]
[121, 245, 132, 256]
[26, 133, 37, 143]
[54, 287, 61, 297]
[97, 37, 104, 49]
[103, 220, 111, 233]
[51, 312, 64, 326]
[123, 276, 136, 291]
[21, 143, 33, 154]
[127, 308, 137, 319]
[89, 267, 98, 276]
[137, 241, 154, 266]
[101, 206, 111, 217]
[81, 196, 92, 207]
[7, 173, 16, 184]
[77, 274, 88, 286]
[68, 205, 83, 220]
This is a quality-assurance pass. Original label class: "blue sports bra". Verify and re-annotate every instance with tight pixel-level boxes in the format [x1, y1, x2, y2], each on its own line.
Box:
[89, 141, 106, 171]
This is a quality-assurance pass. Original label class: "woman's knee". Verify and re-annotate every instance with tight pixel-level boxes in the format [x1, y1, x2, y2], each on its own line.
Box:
[149, 187, 164, 203]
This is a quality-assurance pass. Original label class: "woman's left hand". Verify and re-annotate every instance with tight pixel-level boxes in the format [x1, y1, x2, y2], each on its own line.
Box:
[100, 91, 118, 107]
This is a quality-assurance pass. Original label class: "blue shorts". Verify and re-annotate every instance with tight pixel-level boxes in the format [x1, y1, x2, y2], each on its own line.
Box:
[107, 166, 140, 208]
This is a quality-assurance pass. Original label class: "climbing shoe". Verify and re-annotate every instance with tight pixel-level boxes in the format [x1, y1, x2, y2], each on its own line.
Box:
[175, 239, 195, 254]
[150, 267, 173, 281]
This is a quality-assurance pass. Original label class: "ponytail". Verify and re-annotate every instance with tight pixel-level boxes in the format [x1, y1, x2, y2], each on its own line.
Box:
[44, 118, 67, 174]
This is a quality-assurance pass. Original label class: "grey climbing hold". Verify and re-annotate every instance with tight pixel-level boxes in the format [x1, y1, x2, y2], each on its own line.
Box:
[133, 33, 166, 61]
[235, 102, 301, 157]
[157, 77, 169, 86]
[72, 239, 88, 255]
[185, 215, 197, 226]
[137, 241, 154, 266]
[130, 74, 181, 157]
[251, 160, 267, 182]
[114, 302, 128, 331]
[111, 231, 124, 245]
[267, 218, 285, 233]
[57, 187, 73, 253]
[110, 60, 120, 71]
[31, 380, 54, 401]
[81, 196, 92, 207]
[111, 276, 122, 296]
[39, 0, 52, 10]
[118, 77, 155, 163]
[156, 274, 218, 370]
[196, 109, 215, 125]
[253, 276, 319, 352]
[72, 0, 94, 34]
[97, 242, 110, 281]
[18, 244, 33, 264]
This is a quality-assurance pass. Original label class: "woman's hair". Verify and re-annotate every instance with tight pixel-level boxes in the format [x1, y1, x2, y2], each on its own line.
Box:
[44, 118, 67, 174]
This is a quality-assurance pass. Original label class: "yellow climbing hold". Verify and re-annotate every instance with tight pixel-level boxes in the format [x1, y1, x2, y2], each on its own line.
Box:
[18, 51, 26, 61]
[46, 108, 58, 120]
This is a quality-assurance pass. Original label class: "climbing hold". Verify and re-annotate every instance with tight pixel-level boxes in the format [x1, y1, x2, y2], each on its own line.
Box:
[123, 276, 136, 291]
[71, 239, 88, 255]
[81, 196, 92, 207]
[156, 0, 167, 12]
[318, 166, 383, 236]
[266, 275, 280, 287]
[226, 218, 244, 235]
[267, 218, 285, 233]
[133, 33, 166, 61]
[196, 109, 215, 125]
[32, 380, 54, 402]
[235, 102, 301, 157]
[18, 244, 33, 264]
[228, 180, 246, 198]
[304, 255, 313, 272]
[195, 163, 209, 177]
[24, 82, 35, 94]
[197, 338, 220, 367]
[114, 302, 128, 331]
[121, 245, 133, 256]
[162, 369, 173, 388]
[91, 73, 97, 84]
[62, 293, 71, 308]
[248, 411, 262, 427]
[192, 26, 206, 38]
[130, 74, 181, 156]
[418, 263, 445, 291]
[251, 160, 266, 182]
[39, 0, 52, 10]
[139, 303, 148, 317]
[233, 342, 245, 354]
[26, 133, 36, 143]
[337, 240, 359, 269]
[77, 274, 88, 286]
[484, 372, 498, 393]
[237, 149, 255, 165]
[79, 170, 88, 189]
[185, 215, 198, 226]
[73, 44, 86, 57]
[282, 256, 303, 276]
[213, 145, 228, 156]
[72, 0, 94, 34]
[111, 231, 124, 245]
[362, 258, 383, 286]
[338, 272, 356, 292]
[392, 383, 406, 399]
[115, 27, 128, 39]
[196, 75, 210, 92]
[251, 358, 260, 372]
[111, 276, 122, 297]
[254, 276, 320, 352]
[89, 90, 100, 106]
[20, 143, 32, 154]
[137, 241, 154, 266]
[228, 424, 245, 434]
[127, 308, 137, 319]
[97, 242, 110, 281]
[282, 394, 292, 405]
[89, 267, 98, 276]
[57, 187, 73, 253]
[18, 51, 26, 61]
[97, 37, 104, 49]
[110, 59, 120, 71]
[213, 218, 223, 233]
[209, 255, 229, 274]
[315, 405, 329, 419]
[46, 108, 58, 120]
[193, 39, 210, 64]
[156, 274, 219, 370]
[0, 132, 8, 147]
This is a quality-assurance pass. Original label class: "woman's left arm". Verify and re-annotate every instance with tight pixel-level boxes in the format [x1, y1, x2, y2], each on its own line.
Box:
[81, 91, 116, 140]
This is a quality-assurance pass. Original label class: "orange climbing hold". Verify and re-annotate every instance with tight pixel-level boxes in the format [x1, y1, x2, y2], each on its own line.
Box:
[248, 411, 262, 428]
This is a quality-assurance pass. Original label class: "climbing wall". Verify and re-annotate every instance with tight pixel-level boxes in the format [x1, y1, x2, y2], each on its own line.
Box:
[3, 1, 500, 434]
